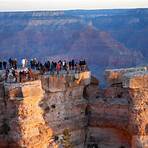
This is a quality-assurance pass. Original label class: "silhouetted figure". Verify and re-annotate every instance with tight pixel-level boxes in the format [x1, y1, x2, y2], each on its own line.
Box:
[28, 68, 33, 81]
[30, 59, 33, 69]
[79, 60, 82, 71]
[40, 64, 45, 74]
[9, 58, 12, 68]
[19, 71, 22, 83]
[12, 68, 17, 82]
[72, 59, 75, 70]
[5, 69, 9, 81]
[3, 61, 7, 70]
[47, 61, 50, 71]
[69, 61, 72, 70]
[33, 58, 38, 70]
[62, 60, 67, 71]
[13, 58, 17, 69]
[54, 62, 57, 72]
[36, 62, 40, 70]
[0, 60, 2, 70]
[83, 59, 87, 71]
[30, 59, 36, 69]
[50, 61, 54, 73]
[58, 60, 62, 68]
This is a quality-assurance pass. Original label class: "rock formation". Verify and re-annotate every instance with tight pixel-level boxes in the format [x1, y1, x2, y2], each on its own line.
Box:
[0, 67, 148, 148]
[0, 71, 91, 148]
[0, 80, 53, 147]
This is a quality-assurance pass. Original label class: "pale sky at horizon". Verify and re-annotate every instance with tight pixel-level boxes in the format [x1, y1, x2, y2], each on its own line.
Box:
[0, 0, 148, 12]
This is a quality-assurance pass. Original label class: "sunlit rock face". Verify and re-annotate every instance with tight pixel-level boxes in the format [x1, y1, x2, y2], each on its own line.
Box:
[0, 80, 52, 147]
[0, 71, 91, 148]
[0, 68, 148, 148]
[40, 71, 91, 148]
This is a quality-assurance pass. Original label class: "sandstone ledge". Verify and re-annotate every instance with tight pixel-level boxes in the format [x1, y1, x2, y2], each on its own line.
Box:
[105, 66, 148, 89]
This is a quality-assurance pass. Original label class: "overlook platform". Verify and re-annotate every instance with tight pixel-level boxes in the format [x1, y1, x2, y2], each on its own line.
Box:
[3, 71, 91, 100]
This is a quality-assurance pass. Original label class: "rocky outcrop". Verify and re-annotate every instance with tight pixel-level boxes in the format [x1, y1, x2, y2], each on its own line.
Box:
[40, 71, 91, 148]
[123, 72, 148, 148]
[0, 71, 91, 148]
[0, 80, 53, 147]
[84, 70, 130, 147]
[84, 66, 148, 148]
[0, 67, 148, 148]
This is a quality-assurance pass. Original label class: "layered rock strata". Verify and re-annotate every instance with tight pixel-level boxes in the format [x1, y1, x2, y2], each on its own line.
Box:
[0, 71, 91, 148]
[40, 71, 91, 148]
[0, 67, 147, 148]
[0, 80, 52, 147]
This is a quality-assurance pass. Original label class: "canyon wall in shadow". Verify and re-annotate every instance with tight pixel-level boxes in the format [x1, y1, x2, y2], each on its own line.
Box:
[0, 9, 148, 80]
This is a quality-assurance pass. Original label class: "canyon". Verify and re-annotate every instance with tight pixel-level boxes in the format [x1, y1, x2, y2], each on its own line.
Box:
[0, 67, 148, 148]
[0, 9, 148, 79]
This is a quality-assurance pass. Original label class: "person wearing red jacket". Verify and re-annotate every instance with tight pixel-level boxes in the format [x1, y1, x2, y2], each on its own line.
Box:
[56, 62, 61, 74]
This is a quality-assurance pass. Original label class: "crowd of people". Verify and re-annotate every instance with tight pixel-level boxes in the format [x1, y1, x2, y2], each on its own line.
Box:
[0, 60, 7, 70]
[0, 58, 18, 70]
[0, 58, 88, 83]
[30, 58, 87, 73]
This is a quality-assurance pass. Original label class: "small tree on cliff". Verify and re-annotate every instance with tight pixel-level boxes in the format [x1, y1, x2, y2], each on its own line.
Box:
[62, 129, 73, 148]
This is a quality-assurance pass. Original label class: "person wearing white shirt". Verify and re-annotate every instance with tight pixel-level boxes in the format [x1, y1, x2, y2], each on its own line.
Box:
[22, 59, 26, 68]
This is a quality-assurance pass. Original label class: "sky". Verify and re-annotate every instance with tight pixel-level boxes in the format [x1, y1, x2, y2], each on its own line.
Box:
[0, 0, 148, 11]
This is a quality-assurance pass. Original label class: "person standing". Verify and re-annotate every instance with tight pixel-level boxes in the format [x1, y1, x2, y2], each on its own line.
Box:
[0, 60, 2, 70]
[62, 60, 67, 71]
[72, 59, 75, 70]
[19, 71, 22, 83]
[33, 58, 38, 70]
[56, 62, 61, 74]
[14, 58, 17, 69]
[25, 58, 28, 68]
[5, 68, 9, 82]
[9, 58, 12, 68]
[12, 68, 17, 82]
[22, 58, 26, 68]
[3, 61, 7, 69]
[69, 61, 72, 71]
[30, 59, 33, 69]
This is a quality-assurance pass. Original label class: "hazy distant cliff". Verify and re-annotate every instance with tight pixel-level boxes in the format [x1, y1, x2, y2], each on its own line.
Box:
[0, 9, 148, 79]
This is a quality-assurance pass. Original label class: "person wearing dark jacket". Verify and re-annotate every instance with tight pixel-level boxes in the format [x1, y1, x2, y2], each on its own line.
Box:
[13, 59, 17, 69]
[71, 59, 75, 70]
[69, 61, 72, 70]
[0, 60, 2, 70]
[47, 61, 50, 71]
[9, 58, 12, 68]
[5, 69, 9, 81]
[3, 61, 7, 70]
[30, 59, 33, 69]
